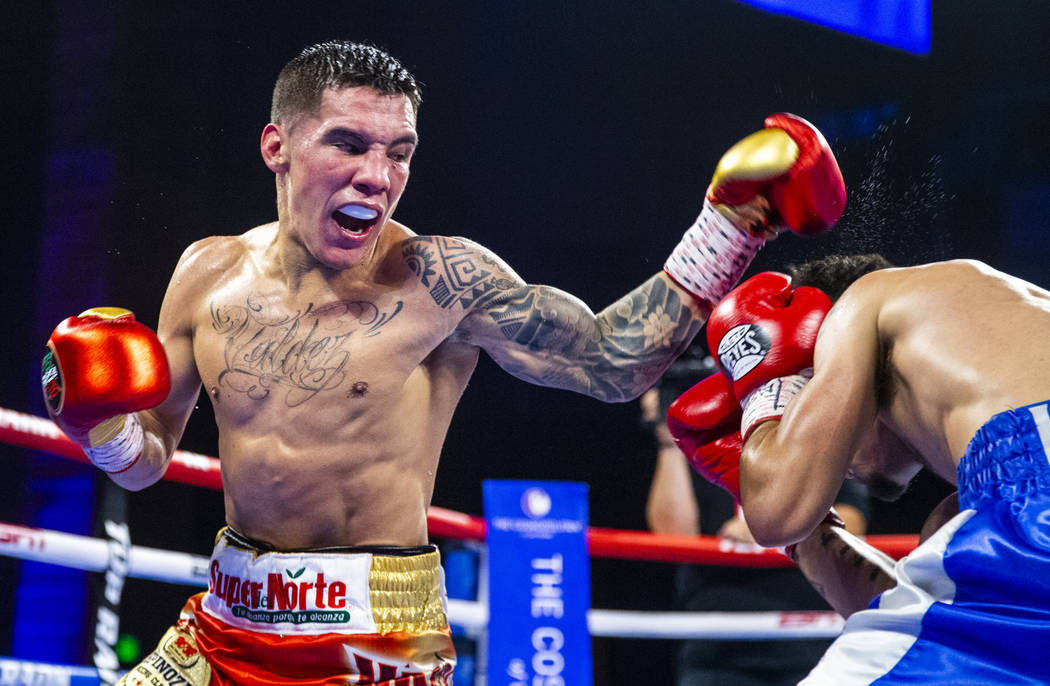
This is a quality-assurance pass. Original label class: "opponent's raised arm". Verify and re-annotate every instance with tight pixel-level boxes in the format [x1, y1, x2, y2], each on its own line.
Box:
[709, 271, 886, 546]
[42, 242, 208, 490]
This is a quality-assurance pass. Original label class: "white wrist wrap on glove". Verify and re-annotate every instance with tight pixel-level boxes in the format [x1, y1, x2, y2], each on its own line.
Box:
[664, 199, 765, 305]
[84, 413, 143, 474]
[740, 369, 813, 440]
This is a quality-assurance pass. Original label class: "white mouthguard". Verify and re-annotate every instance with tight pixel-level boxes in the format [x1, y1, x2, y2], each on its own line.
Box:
[338, 205, 379, 220]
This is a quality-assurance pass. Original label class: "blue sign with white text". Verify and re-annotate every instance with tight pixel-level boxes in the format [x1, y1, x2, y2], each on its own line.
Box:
[484, 480, 592, 686]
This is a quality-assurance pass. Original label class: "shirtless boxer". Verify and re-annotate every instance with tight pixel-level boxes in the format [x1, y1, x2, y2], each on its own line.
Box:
[677, 254, 1050, 683]
[40, 40, 846, 684]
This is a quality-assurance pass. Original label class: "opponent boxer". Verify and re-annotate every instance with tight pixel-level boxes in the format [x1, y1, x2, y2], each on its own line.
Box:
[649, 355, 869, 686]
[684, 254, 1050, 683]
[42, 39, 845, 684]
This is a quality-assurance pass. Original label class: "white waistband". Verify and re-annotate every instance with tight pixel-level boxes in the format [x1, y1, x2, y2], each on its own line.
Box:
[201, 536, 380, 634]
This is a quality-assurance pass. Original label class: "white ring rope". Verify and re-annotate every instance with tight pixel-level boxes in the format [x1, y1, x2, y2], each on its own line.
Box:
[0, 521, 844, 640]
[588, 609, 843, 640]
[1, 522, 208, 587]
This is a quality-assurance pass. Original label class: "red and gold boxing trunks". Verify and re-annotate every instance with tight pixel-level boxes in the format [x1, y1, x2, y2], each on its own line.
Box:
[118, 528, 456, 685]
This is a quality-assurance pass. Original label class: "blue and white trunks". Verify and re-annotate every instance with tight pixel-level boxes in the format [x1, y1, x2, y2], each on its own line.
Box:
[801, 400, 1050, 685]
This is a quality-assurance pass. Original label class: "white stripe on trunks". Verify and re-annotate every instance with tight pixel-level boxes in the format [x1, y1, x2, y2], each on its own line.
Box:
[1028, 403, 1050, 468]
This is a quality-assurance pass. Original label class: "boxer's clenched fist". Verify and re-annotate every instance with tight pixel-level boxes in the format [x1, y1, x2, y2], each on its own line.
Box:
[43, 307, 170, 472]
[664, 113, 846, 306]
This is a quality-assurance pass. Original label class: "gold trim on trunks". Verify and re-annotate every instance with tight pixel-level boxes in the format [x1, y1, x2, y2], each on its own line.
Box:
[369, 549, 448, 634]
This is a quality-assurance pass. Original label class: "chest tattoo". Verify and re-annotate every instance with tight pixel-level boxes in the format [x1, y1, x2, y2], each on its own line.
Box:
[210, 296, 402, 406]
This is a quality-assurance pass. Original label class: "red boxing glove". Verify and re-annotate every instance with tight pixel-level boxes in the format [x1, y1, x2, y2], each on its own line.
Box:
[667, 373, 745, 501]
[706, 272, 831, 438]
[42, 307, 170, 451]
[708, 113, 847, 235]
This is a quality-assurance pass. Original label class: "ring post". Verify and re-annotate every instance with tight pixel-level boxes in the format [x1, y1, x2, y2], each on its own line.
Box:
[483, 480, 592, 686]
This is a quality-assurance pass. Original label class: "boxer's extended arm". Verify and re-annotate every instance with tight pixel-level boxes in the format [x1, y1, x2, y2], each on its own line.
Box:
[738, 274, 886, 546]
[108, 242, 210, 490]
[424, 237, 705, 401]
[419, 113, 846, 401]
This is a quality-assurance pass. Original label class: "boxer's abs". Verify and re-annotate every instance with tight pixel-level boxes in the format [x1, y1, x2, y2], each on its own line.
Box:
[198, 341, 470, 550]
[187, 250, 478, 549]
[216, 422, 441, 550]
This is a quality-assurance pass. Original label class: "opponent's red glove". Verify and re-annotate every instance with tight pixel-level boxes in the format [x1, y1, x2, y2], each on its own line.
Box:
[706, 272, 831, 439]
[665, 113, 846, 305]
[667, 373, 744, 501]
[42, 307, 170, 472]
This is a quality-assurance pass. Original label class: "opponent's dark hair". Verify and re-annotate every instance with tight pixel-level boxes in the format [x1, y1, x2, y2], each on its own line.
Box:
[787, 254, 894, 301]
[271, 40, 422, 125]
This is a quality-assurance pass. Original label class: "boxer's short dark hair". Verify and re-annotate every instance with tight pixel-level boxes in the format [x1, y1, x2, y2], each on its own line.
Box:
[271, 40, 422, 125]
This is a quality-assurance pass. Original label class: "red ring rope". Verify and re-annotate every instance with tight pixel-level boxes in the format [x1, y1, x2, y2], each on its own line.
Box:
[0, 407, 917, 566]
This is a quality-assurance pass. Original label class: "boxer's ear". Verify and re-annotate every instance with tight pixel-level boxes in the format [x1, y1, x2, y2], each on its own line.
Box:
[261, 124, 289, 173]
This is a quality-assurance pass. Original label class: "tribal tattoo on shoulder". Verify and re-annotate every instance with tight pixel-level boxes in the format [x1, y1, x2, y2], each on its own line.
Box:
[210, 294, 402, 406]
[402, 236, 702, 400]
[403, 236, 518, 310]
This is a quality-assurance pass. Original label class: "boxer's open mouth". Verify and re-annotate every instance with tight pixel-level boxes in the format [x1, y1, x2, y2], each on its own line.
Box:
[333, 205, 379, 235]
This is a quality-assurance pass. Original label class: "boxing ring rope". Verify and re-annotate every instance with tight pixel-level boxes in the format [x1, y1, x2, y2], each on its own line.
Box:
[0, 520, 849, 640]
[0, 407, 918, 565]
[0, 405, 922, 677]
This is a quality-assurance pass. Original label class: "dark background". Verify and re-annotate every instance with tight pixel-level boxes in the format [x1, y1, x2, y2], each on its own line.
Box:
[2, 1, 1048, 681]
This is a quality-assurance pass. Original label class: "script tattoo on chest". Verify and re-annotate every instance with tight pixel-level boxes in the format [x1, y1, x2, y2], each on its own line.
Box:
[210, 295, 402, 406]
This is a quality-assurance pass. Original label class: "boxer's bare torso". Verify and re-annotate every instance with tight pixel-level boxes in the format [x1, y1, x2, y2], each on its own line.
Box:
[167, 221, 475, 548]
[139, 216, 702, 549]
[861, 260, 1050, 477]
[745, 259, 1050, 544]
[124, 205, 709, 552]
